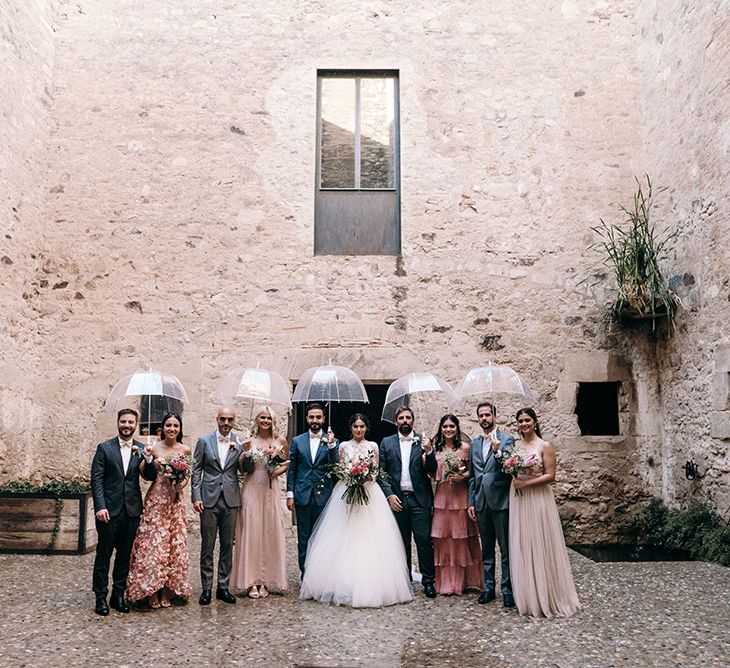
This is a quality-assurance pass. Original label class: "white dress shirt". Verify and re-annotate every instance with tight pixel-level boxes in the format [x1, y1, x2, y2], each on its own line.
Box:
[217, 432, 232, 468]
[309, 430, 323, 462]
[119, 439, 133, 474]
[399, 435, 414, 491]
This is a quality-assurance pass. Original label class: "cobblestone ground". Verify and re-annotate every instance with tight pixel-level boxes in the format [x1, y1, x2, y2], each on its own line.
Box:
[0, 527, 728, 668]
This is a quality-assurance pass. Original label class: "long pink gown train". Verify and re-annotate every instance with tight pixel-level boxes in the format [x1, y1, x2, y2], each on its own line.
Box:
[508, 443, 581, 618]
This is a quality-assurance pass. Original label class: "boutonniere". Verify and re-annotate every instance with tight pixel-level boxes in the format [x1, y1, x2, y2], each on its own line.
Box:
[320, 435, 329, 447]
[412, 434, 421, 447]
[131, 443, 143, 456]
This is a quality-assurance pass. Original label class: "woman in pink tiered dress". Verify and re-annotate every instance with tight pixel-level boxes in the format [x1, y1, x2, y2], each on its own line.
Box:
[126, 412, 192, 608]
[230, 406, 288, 599]
[430, 414, 484, 595]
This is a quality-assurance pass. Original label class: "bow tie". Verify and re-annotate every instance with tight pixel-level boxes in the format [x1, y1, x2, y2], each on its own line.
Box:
[119, 440, 133, 448]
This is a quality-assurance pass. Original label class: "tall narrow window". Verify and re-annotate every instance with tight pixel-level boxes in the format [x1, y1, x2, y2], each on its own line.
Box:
[315, 70, 400, 255]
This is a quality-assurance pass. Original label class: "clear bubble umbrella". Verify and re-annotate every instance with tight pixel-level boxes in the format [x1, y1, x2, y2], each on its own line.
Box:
[291, 364, 369, 422]
[450, 362, 535, 414]
[104, 369, 189, 439]
[218, 366, 292, 430]
[382, 372, 454, 436]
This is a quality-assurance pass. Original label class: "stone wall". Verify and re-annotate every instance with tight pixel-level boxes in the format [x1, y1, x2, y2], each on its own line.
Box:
[635, 0, 730, 517]
[3, 0, 727, 541]
[0, 0, 59, 478]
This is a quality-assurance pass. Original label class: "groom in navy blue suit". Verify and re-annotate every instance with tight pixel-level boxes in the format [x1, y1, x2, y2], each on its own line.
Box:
[286, 403, 338, 577]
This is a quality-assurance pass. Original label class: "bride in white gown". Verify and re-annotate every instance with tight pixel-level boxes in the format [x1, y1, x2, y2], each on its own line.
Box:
[299, 413, 414, 608]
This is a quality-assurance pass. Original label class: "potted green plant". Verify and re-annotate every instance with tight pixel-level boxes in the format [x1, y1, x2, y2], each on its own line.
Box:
[0, 478, 95, 554]
[590, 175, 681, 330]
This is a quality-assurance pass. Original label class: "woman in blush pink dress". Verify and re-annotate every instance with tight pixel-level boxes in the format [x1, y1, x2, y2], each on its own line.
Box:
[126, 412, 192, 608]
[430, 414, 484, 595]
[231, 405, 288, 599]
[509, 407, 581, 618]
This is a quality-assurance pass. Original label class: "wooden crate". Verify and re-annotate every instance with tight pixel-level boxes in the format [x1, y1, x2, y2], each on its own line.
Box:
[0, 491, 96, 554]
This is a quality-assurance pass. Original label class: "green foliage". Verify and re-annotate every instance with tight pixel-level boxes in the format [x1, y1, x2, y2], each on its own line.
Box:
[0, 478, 91, 495]
[623, 498, 730, 566]
[590, 175, 681, 331]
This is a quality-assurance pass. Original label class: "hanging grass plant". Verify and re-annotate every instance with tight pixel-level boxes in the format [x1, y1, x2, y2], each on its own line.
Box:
[591, 175, 681, 331]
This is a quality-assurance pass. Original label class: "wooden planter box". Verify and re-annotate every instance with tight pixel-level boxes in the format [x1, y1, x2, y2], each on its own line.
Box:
[0, 491, 96, 555]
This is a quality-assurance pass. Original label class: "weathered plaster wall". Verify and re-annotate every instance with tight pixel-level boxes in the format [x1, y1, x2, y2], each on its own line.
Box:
[635, 0, 730, 516]
[9, 0, 725, 541]
[0, 0, 59, 477]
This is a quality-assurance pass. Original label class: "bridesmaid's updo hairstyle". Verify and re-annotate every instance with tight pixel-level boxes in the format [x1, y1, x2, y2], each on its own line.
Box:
[516, 407, 542, 439]
[160, 412, 184, 443]
[433, 414, 463, 452]
[349, 412, 370, 436]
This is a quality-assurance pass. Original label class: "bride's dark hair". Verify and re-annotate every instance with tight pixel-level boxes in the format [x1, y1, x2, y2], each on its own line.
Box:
[516, 407, 542, 439]
[349, 412, 370, 436]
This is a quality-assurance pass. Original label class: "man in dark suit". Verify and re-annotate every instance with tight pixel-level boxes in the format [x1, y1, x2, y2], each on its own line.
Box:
[378, 406, 438, 598]
[90, 408, 157, 616]
[467, 401, 515, 607]
[286, 402, 338, 577]
[192, 406, 254, 605]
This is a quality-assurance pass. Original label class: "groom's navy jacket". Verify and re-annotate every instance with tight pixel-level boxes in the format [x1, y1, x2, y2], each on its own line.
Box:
[287, 432, 339, 506]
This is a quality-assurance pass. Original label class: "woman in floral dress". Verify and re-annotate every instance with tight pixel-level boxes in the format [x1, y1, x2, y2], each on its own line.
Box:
[430, 414, 483, 595]
[126, 412, 192, 608]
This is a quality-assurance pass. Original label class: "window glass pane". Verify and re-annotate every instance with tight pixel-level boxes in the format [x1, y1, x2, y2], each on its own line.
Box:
[320, 77, 356, 188]
[360, 77, 395, 189]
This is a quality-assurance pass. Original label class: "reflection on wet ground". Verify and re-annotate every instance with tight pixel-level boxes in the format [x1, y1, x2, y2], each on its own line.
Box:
[1, 529, 728, 667]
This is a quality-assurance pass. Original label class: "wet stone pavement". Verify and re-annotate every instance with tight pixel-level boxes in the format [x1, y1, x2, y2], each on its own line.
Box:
[0, 529, 728, 668]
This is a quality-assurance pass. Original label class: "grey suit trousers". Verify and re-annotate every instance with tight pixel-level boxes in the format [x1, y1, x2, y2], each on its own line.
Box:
[200, 495, 238, 590]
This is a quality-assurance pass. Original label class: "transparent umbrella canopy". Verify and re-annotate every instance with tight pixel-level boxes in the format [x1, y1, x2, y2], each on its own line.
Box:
[382, 372, 454, 436]
[217, 367, 292, 431]
[104, 370, 189, 437]
[291, 364, 369, 421]
[450, 362, 535, 413]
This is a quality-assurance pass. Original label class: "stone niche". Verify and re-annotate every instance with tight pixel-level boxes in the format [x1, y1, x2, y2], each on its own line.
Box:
[555, 352, 650, 543]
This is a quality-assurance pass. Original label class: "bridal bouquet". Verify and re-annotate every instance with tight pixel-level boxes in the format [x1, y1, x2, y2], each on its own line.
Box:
[441, 450, 466, 479]
[330, 451, 387, 506]
[253, 442, 288, 488]
[159, 453, 193, 502]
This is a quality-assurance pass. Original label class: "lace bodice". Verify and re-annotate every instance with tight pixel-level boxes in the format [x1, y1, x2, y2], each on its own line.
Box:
[339, 440, 378, 466]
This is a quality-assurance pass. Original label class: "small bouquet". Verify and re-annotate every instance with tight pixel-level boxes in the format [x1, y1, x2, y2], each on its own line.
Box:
[159, 453, 193, 502]
[500, 450, 539, 495]
[441, 450, 466, 480]
[330, 451, 387, 506]
[253, 442, 288, 488]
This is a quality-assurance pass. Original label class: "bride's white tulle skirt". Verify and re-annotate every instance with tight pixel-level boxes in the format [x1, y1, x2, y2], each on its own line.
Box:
[299, 481, 414, 607]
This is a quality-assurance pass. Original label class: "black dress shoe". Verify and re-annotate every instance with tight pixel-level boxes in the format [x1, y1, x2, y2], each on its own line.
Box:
[110, 593, 130, 613]
[478, 590, 496, 604]
[423, 583, 437, 599]
[503, 593, 515, 608]
[198, 590, 212, 605]
[95, 596, 110, 616]
[216, 588, 236, 604]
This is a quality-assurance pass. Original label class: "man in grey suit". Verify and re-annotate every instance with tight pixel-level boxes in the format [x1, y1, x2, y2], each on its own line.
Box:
[467, 401, 516, 607]
[192, 406, 254, 605]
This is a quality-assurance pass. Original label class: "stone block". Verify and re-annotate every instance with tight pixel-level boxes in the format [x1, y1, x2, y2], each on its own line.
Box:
[710, 412, 730, 440]
[712, 372, 730, 410]
[562, 352, 629, 382]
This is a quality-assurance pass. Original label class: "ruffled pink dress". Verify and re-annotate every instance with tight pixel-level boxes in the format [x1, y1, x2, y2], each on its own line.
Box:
[126, 467, 191, 602]
[431, 447, 484, 595]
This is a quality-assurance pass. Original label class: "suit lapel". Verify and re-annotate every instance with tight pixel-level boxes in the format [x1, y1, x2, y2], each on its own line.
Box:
[110, 437, 125, 476]
[474, 435, 485, 468]
[208, 435, 223, 471]
[390, 437, 402, 481]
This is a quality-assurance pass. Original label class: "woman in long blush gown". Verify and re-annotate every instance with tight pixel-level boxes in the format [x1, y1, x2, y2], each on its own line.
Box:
[299, 413, 413, 608]
[508, 407, 581, 618]
[230, 405, 288, 598]
[126, 412, 192, 608]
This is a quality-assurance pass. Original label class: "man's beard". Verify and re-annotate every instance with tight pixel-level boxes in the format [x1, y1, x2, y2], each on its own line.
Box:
[398, 423, 413, 436]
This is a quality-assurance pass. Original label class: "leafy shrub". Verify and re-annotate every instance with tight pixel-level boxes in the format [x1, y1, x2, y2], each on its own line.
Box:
[0, 478, 91, 495]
